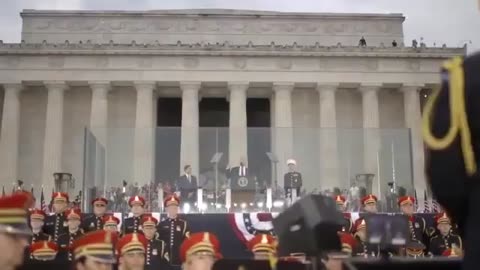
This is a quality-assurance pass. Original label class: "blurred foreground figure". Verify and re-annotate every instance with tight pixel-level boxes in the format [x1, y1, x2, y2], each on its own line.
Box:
[423, 53, 480, 270]
[0, 193, 32, 270]
[71, 230, 118, 270]
[180, 232, 221, 270]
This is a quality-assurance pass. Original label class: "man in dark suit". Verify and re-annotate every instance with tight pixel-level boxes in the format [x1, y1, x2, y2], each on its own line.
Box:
[177, 165, 198, 204]
[227, 161, 251, 189]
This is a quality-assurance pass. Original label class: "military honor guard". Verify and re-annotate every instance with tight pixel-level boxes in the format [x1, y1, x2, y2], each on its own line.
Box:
[362, 194, 378, 214]
[247, 233, 277, 260]
[29, 241, 58, 261]
[352, 218, 377, 257]
[158, 195, 190, 268]
[72, 230, 118, 270]
[117, 233, 148, 270]
[103, 215, 120, 233]
[398, 196, 428, 250]
[44, 192, 69, 242]
[0, 193, 32, 270]
[83, 197, 108, 233]
[283, 159, 302, 198]
[180, 232, 222, 270]
[141, 215, 169, 270]
[338, 232, 357, 256]
[334, 195, 353, 233]
[429, 212, 462, 256]
[30, 209, 51, 243]
[123, 196, 146, 234]
[57, 208, 85, 261]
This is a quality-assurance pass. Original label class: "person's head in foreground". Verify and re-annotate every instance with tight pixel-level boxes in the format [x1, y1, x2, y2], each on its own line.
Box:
[92, 197, 108, 217]
[30, 241, 58, 261]
[65, 208, 82, 232]
[128, 196, 145, 217]
[0, 193, 33, 270]
[102, 215, 120, 233]
[72, 230, 118, 270]
[141, 215, 158, 240]
[164, 194, 180, 219]
[30, 208, 46, 233]
[247, 233, 277, 260]
[117, 233, 147, 270]
[398, 196, 415, 216]
[435, 212, 452, 236]
[362, 194, 378, 213]
[334, 195, 346, 212]
[180, 232, 222, 270]
[51, 192, 69, 214]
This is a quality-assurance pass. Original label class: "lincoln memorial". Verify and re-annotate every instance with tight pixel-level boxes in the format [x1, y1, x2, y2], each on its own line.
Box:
[0, 9, 465, 201]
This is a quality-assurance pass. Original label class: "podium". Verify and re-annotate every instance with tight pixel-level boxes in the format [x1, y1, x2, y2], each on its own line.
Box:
[230, 175, 255, 205]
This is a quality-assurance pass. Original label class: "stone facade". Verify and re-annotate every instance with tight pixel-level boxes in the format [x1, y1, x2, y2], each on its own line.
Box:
[0, 9, 465, 200]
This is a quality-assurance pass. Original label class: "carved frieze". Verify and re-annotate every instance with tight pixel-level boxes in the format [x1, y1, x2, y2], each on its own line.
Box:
[95, 56, 110, 68]
[137, 57, 153, 68]
[277, 58, 293, 70]
[48, 56, 65, 68]
[183, 57, 199, 68]
[407, 59, 421, 71]
[232, 57, 247, 69]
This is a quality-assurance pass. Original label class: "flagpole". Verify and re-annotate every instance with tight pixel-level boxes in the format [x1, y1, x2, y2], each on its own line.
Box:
[391, 142, 397, 192]
[376, 151, 381, 200]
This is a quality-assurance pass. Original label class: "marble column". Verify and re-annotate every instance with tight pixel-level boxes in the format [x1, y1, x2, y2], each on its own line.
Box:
[273, 82, 294, 187]
[0, 83, 23, 185]
[402, 85, 426, 196]
[228, 82, 249, 167]
[89, 81, 110, 146]
[317, 84, 339, 191]
[180, 81, 201, 178]
[42, 81, 68, 189]
[360, 84, 381, 196]
[133, 81, 155, 185]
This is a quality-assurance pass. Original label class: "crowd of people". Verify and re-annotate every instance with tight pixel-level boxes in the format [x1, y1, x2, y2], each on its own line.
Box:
[0, 185, 465, 270]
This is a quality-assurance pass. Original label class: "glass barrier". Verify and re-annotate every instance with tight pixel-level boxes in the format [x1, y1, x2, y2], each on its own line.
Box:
[78, 127, 416, 214]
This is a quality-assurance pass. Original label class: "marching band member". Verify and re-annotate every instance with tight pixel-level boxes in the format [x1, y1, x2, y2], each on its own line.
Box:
[29, 241, 58, 261]
[398, 196, 428, 251]
[334, 195, 353, 232]
[123, 196, 145, 234]
[352, 218, 377, 257]
[429, 212, 462, 256]
[361, 194, 378, 214]
[72, 230, 118, 270]
[158, 194, 190, 268]
[44, 192, 69, 242]
[0, 193, 32, 270]
[180, 232, 222, 270]
[339, 232, 357, 256]
[247, 233, 277, 260]
[117, 233, 147, 270]
[57, 208, 85, 261]
[83, 197, 109, 233]
[141, 215, 169, 270]
[30, 209, 51, 243]
[102, 215, 120, 233]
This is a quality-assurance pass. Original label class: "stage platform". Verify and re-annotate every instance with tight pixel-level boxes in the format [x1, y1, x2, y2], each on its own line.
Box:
[106, 212, 440, 258]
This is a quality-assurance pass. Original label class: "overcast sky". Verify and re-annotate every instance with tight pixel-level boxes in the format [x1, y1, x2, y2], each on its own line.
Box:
[0, 0, 478, 52]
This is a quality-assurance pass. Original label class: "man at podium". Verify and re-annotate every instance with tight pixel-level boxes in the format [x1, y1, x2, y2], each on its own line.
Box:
[284, 159, 302, 198]
[227, 159, 252, 188]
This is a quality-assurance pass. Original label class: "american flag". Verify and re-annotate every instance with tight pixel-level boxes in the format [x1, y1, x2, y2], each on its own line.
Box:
[40, 188, 50, 214]
[432, 199, 442, 213]
[423, 190, 430, 213]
